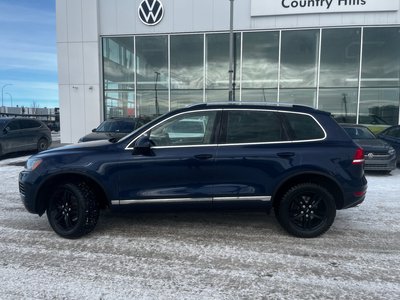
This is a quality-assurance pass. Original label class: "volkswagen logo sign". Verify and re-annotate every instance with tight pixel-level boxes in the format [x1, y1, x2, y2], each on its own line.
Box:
[138, 0, 164, 26]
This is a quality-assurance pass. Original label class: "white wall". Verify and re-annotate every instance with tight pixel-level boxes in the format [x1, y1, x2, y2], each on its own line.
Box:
[56, 0, 101, 143]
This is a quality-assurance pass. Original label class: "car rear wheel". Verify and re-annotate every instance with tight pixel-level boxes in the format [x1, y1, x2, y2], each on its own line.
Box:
[46, 182, 99, 239]
[37, 138, 49, 152]
[276, 183, 336, 238]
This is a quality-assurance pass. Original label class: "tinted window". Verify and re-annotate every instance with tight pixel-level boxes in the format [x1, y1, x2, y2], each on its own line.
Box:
[385, 127, 400, 138]
[20, 119, 41, 129]
[284, 113, 325, 140]
[149, 111, 217, 146]
[8, 120, 20, 130]
[343, 127, 375, 139]
[225, 110, 285, 144]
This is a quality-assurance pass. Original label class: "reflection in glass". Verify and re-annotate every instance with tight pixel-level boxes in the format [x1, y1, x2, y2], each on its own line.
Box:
[103, 37, 135, 90]
[171, 35, 203, 89]
[280, 30, 319, 88]
[206, 33, 241, 101]
[319, 89, 358, 122]
[241, 89, 277, 102]
[105, 91, 135, 118]
[170, 34, 204, 108]
[171, 90, 203, 110]
[279, 89, 316, 107]
[320, 28, 360, 87]
[362, 28, 400, 87]
[359, 88, 399, 125]
[136, 36, 168, 116]
[242, 31, 279, 89]
[136, 90, 169, 117]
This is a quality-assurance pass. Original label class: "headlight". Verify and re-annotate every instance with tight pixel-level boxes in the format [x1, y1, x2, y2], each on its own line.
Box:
[25, 158, 43, 171]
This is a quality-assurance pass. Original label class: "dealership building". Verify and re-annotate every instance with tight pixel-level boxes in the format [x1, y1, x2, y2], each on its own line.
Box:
[57, 0, 400, 143]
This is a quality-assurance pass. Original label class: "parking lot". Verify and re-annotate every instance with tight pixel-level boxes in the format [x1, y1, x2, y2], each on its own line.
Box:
[0, 155, 399, 299]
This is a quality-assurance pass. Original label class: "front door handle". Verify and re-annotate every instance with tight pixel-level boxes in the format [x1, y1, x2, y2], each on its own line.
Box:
[194, 154, 213, 160]
[277, 152, 295, 158]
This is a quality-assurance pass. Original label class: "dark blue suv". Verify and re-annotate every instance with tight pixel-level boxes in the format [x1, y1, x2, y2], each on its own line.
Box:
[19, 103, 367, 238]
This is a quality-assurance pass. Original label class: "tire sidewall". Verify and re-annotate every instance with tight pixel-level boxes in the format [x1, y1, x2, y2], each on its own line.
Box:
[47, 183, 94, 238]
[278, 183, 336, 238]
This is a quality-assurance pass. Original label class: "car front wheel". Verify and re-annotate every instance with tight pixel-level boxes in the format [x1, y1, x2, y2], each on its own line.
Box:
[276, 183, 336, 238]
[46, 182, 99, 239]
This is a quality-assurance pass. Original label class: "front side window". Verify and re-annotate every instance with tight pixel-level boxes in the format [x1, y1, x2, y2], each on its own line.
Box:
[225, 110, 285, 144]
[149, 111, 218, 147]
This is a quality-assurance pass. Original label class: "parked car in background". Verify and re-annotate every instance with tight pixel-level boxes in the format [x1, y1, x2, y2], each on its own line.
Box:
[341, 124, 396, 172]
[377, 125, 400, 164]
[78, 117, 151, 142]
[0, 117, 52, 157]
[20, 103, 367, 239]
[333, 113, 390, 134]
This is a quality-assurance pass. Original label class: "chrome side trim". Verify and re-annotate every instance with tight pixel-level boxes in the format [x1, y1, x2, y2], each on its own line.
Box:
[112, 196, 271, 205]
[213, 196, 271, 202]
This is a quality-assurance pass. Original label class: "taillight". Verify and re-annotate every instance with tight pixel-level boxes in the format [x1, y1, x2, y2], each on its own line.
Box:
[352, 148, 365, 164]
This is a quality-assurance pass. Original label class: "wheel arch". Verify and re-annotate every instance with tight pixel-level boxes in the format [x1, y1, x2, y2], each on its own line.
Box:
[272, 172, 345, 210]
[35, 172, 110, 215]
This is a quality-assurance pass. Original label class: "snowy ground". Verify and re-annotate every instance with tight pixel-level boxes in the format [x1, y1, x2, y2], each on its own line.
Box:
[0, 155, 399, 300]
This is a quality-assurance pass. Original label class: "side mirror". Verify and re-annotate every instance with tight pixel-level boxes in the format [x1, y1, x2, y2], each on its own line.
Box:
[133, 135, 154, 155]
[92, 128, 97, 132]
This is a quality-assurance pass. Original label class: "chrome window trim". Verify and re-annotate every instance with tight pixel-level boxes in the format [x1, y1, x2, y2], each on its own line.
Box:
[112, 195, 271, 205]
[125, 108, 327, 150]
[125, 108, 222, 150]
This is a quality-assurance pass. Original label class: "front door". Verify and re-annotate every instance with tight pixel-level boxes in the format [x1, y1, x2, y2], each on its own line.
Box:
[116, 110, 221, 204]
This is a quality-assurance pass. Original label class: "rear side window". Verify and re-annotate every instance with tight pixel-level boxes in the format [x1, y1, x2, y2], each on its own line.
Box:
[283, 113, 325, 140]
[225, 110, 285, 144]
[19, 119, 41, 129]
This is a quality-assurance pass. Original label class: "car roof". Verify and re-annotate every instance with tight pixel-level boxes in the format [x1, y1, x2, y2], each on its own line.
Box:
[183, 102, 330, 115]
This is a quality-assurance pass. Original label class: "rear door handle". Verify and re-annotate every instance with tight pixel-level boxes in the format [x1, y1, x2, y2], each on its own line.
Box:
[277, 152, 295, 158]
[194, 154, 213, 160]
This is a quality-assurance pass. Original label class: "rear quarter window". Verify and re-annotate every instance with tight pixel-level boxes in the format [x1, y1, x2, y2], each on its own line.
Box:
[283, 112, 325, 141]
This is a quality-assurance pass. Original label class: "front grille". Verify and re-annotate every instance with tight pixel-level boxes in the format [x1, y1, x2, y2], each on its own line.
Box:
[19, 182, 26, 196]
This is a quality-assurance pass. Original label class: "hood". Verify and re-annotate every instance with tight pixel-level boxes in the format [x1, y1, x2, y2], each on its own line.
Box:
[354, 138, 393, 152]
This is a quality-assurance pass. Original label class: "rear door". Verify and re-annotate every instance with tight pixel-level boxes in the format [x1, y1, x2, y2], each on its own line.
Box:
[213, 109, 294, 202]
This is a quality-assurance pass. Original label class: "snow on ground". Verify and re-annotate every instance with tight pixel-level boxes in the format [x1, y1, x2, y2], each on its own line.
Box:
[0, 155, 399, 299]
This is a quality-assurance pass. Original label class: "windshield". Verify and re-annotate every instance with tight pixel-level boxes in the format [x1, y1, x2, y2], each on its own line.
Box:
[344, 126, 376, 139]
[96, 120, 135, 133]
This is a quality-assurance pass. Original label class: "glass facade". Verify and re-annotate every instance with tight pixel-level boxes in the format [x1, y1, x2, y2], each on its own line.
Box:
[102, 27, 400, 126]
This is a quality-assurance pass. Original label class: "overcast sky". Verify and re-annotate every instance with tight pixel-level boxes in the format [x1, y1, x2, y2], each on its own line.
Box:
[0, 0, 58, 108]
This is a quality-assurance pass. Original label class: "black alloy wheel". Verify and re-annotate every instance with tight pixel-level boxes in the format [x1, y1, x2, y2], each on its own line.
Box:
[47, 182, 99, 239]
[276, 183, 336, 238]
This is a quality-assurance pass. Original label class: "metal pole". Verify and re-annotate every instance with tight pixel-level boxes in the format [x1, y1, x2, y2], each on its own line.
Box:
[155, 72, 160, 116]
[228, 0, 234, 101]
[1, 84, 13, 107]
[6, 92, 12, 107]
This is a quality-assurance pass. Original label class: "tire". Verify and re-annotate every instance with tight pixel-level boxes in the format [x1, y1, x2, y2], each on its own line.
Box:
[46, 182, 99, 239]
[276, 183, 336, 238]
[37, 138, 49, 152]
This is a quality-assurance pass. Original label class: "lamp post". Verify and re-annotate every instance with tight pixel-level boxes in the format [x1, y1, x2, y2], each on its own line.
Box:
[6, 92, 13, 107]
[228, 0, 235, 101]
[1, 84, 13, 107]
